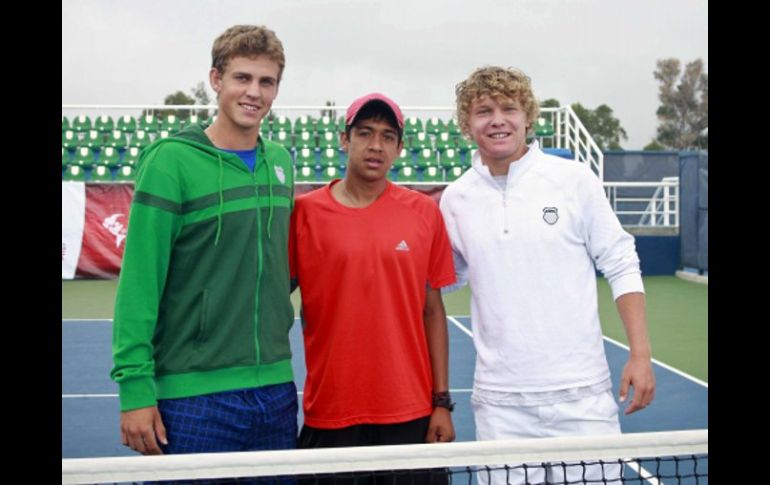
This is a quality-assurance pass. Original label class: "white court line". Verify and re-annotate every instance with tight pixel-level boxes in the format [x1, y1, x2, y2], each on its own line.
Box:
[602, 336, 708, 389]
[447, 316, 473, 338]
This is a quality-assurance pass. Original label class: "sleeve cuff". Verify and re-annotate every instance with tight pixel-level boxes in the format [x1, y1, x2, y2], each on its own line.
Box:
[609, 272, 645, 300]
[119, 378, 158, 412]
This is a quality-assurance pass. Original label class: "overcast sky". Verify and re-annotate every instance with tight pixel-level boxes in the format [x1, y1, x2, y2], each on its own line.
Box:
[62, 0, 707, 150]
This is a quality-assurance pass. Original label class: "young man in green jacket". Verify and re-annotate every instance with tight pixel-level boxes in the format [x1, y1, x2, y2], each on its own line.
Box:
[111, 25, 297, 457]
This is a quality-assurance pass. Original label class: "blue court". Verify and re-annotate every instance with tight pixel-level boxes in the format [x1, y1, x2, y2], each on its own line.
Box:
[62, 316, 708, 461]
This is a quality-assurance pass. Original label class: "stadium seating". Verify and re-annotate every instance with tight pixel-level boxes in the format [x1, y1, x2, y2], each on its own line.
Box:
[115, 166, 135, 182]
[63, 165, 87, 181]
[122, 147, 141, 167]
[425, 117, 447, 136]
[103, 130, 129, 149]
[72, 115, 92, 132]
[422, 165, 443, 182]
[94, 115, 114, 133]
[318, 131, 339, 150]
[90, 165, 114, 182]
[295, 165, 316, 182]
[138, 114, 160, 133]
[295, 147, 315, 167]
[116, 115, 137, 133]
[72, 147, 96, 168]
[97, 147, 121, 168]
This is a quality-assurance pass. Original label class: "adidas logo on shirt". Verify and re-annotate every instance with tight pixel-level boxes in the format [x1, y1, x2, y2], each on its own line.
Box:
[395, 240, 410, 252]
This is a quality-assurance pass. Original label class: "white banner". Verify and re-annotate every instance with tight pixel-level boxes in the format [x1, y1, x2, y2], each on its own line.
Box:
[62, 182, 86, 279]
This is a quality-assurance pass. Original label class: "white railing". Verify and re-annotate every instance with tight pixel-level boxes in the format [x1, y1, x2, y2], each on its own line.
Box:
[603, 178, 679, 227]
[542, 106, 604, 179]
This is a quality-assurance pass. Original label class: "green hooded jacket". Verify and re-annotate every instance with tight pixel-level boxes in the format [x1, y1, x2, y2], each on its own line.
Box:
[111, 123, 295, 411]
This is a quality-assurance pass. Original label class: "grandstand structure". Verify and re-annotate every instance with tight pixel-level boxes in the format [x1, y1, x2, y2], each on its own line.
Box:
[62, 104, 677, 228]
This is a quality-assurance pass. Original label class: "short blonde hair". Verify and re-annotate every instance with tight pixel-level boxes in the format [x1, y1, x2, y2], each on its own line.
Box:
[211, 25, 286, 81]
[455, 66, 540, 137]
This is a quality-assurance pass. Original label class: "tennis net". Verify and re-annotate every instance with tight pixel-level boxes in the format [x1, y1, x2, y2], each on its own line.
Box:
[62, 428, 707, 484]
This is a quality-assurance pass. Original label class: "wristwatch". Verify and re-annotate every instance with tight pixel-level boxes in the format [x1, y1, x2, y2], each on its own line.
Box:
[432, 391, 455, 412]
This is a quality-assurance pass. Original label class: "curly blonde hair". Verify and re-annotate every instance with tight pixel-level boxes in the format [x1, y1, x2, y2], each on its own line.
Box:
[455, 66, 539, 137]
[211, 25, 286, 81]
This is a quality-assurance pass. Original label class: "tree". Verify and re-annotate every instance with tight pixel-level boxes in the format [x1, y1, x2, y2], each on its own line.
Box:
[643, 139, 666, 151]
[653, 58, 708, 150]
[143, 82, 213, 121]
[571, 102, 628, 151]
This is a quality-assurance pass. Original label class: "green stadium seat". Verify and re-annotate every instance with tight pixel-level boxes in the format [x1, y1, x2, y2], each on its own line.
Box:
[62, 147, 69, 168]
[316, 115, 335, 134]
[456, 137, 477, 153]
[90, 165, 114, 182]
[319, 148, 341, 167]
[274, 130, 294, 151]
[294, 115, 314, 134]
[73, 146, 96, 168]
[535, 117, 555, 137]
[425, 117, 447, 136]
[162, 114, 182, 134]
[157, 130, 171, 140]
[296, 131, 315, 150]
[439, 148, 461, 168]
[115, 165, 136, 182]
[393, 148, 412, 169]
[187, 113, 201, 127]
[94, 115, 114, 133]
[434, 132, 455, 152]
[72, 115, 92, 132]
[62, 165, 87, 181]
[98, 147, 121, 168]
[62, 117, 71, 132]
[445, 165, 466, 181]
[116, 115, 137, 133]
[320, 166, 340, 181]
[260, 119, 271, 137]
[415, 148, 438, 169]
[130, 130, 152, 149]
[396, 166, 418, 182]
[273, 116, 292, 133]
[318, 131, 339, 150]
[410, 132, 432, 152]
[138, 114, 160, 133]
[103, 130, 130, 149]
[84, 130, 104, 149]
[62, 130, 79, 150]
[422, 165, 443, 183]
[122, 147, 141, 167]
[295, 147, 316, 167]
[295, 165, 316, 182]
[447, 119, 461, 136]
[403, 117, 423, 136]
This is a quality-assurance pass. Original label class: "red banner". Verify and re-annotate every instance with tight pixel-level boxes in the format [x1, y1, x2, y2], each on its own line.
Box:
[76, 184, 134, 279]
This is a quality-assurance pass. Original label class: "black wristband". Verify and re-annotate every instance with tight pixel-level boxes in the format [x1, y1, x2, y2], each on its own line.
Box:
[432, 391, 455, 412]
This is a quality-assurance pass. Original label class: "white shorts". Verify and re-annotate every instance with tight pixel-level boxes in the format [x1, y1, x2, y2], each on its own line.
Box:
[472, 389, 622, 485]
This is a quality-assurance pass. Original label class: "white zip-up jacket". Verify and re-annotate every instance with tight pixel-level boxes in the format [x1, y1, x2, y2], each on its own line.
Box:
[440, 142, 644, 392]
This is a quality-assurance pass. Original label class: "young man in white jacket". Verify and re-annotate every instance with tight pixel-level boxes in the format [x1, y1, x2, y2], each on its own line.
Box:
[439, 66, 656, 484]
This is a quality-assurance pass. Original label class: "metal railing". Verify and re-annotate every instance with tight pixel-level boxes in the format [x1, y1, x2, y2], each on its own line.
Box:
[604, 177, 679, 227]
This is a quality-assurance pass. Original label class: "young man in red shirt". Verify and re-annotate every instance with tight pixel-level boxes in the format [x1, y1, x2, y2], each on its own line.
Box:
[290, 93, 456, 484]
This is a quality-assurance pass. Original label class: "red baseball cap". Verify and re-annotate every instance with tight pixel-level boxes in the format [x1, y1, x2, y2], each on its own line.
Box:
[345, 92, 404, 129]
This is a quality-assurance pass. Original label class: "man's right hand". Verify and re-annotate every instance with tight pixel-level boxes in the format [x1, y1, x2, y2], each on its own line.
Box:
[120, 406, 168, 455]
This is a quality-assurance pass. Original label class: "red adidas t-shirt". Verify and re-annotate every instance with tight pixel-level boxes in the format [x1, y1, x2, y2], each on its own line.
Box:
[289, 180, 456, 429]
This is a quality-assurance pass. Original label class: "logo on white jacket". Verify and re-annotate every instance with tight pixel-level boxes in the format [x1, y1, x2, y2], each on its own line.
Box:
[395, 240, 410, 252]
[542, 207, 559, 225]
[274, 165, 286, 184]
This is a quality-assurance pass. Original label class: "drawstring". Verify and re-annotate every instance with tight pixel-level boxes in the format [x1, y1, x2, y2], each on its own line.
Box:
[267, 164, 274, 239]
[214, 152, 224, 246]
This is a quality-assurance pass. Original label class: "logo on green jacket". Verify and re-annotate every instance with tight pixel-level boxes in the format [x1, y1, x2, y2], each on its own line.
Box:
[274, 165, 286, 184]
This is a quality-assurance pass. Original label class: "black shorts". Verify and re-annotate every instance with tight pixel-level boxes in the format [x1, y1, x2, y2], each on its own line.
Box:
[298, 415, 448, 485]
